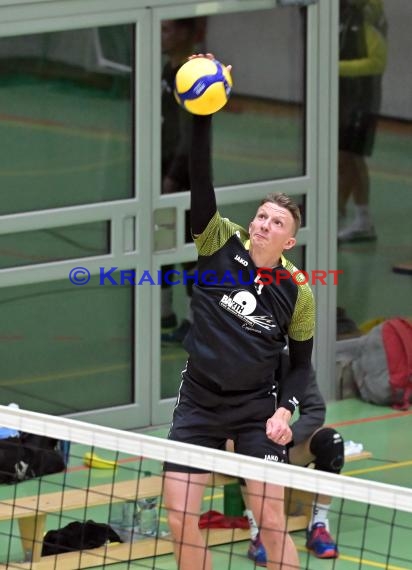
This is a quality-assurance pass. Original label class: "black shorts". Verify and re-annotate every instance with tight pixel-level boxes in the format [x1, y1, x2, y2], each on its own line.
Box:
[164, 372, 287, 473]
[339, 109, 378, 156]
[338, 75, 381, 156]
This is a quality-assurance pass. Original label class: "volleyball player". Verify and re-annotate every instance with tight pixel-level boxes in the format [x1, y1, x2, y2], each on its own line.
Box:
[163, 54, 315, 570]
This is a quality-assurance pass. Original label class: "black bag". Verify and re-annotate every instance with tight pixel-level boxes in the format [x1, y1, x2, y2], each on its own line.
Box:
[42, 520, 122, 556]
[0, 433, 66, 484]
[0, 437, 25, 484]
[20, 433, 66, 480]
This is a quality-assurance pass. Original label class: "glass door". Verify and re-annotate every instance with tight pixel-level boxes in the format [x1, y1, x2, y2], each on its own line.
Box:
[0, 2, 152, 429]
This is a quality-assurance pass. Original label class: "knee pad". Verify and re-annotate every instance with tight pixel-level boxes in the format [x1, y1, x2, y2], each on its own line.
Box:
[309, 428, 344, 474]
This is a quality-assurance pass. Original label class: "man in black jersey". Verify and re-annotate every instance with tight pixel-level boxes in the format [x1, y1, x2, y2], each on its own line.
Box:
[163, 54, 315, 570]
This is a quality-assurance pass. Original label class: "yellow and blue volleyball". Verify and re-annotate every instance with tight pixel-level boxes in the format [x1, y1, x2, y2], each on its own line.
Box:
[174, 57, 233, 115]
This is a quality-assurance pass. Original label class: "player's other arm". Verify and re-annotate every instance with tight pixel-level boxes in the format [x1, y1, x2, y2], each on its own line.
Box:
[278, 280, 315, 415]
[266, 337, 313, 445]
[290, 367, 326, 446]
[267, 282, 315, 445]
[190, 115, 217, 236]
[280, 337, 313, 414]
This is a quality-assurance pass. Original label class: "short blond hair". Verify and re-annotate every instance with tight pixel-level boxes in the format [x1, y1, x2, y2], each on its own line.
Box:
[260, 193, 301, 236]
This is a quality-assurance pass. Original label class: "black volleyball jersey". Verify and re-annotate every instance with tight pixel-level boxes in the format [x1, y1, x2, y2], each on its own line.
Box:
[184, 212, 315, 392]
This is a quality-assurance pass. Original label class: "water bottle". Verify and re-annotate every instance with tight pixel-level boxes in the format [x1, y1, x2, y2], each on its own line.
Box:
[109, 501, 139, 542]
[136, 498, 158, 537]
[223, 481, 245, 516]
[0, 403, 20, 439]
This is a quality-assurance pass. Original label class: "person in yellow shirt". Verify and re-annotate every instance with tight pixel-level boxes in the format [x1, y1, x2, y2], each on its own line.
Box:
[338, 0, 388, 242]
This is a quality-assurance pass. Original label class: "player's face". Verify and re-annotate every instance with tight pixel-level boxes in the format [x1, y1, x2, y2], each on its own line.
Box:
[249, 202, 296, 254]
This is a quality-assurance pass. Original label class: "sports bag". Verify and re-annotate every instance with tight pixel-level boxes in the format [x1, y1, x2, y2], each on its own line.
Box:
[0, 433, 66, 484]
[352, 318, 412, 410]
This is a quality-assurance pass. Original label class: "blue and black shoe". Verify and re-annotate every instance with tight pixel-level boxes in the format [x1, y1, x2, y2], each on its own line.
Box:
[247, 534, 267, 567]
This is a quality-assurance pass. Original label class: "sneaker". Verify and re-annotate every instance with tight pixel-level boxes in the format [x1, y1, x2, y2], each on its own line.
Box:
[247, 535, 267, 567]
[306, 523, 339, 559]
[338, 223, 377, 243]
[161, 319, 191, 344]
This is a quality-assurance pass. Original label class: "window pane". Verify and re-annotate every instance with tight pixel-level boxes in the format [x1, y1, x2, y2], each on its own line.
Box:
[209, 7, 306, 183]
[0, 273, 133, 414]
[0, 25, 134, 214]
[160, 8, 305, 197]
[337, 0, 412, 338]
[0, 221, 110, 268]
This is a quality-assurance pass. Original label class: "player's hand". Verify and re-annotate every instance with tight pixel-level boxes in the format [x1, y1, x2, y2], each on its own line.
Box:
[188, 53, 232, 74]
[266, 408, 293, 445]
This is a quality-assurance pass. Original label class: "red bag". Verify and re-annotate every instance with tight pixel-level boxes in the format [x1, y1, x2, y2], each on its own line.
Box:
[382, 318, 412, 410]
[198, 510, 249, 530]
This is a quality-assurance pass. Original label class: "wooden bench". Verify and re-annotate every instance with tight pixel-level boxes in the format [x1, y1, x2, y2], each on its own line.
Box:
[0, 452, 372, 570]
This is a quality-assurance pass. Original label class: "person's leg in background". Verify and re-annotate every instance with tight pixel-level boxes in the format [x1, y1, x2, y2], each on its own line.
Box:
[161, 265, 178, 331]
[338, 76, 382, 242]
[162, 264, 195, 343]
[338, 149, 376, 242]
[336, 109, 378, 333]
[246, 478, 299, 570]
[162, 210, 196, 343]
[242, 477, 267, 567]
[290, 427, 344, 559]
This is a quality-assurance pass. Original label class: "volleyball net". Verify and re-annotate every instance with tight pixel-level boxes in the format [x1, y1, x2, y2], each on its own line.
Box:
[0, 404, 410, 569]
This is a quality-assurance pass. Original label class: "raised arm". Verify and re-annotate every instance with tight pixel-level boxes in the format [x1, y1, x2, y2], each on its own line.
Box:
[190, 115, 217, 235]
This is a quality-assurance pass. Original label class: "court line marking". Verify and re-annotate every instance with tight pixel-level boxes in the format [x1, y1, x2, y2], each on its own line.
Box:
[0, 155, 128, 177]
[329, 409, 412, 428]
[0, 112, 128, 141]
[296, 545, 409, 570]
[0, 363, 128, 387]
[157, 519, 409, 570]
[152, 522, 409, 570]
[344, 459, 412, 477]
